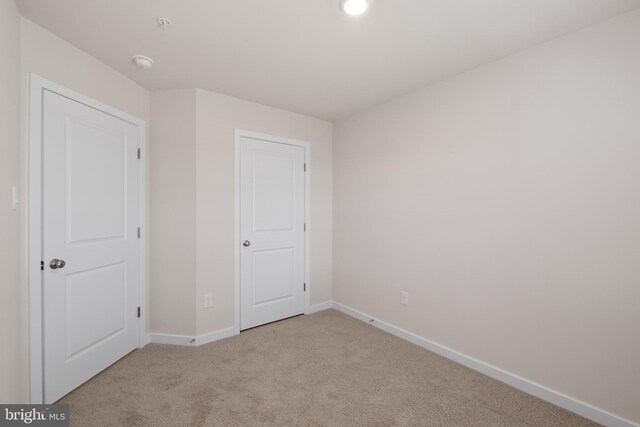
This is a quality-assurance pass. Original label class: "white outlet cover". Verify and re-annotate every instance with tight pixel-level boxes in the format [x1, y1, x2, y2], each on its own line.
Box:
[401, 291, 409, 306]
[204, 293, 213, 308]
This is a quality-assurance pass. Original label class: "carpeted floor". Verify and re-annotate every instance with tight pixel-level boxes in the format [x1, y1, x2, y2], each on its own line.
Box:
[59, 309, 599, 426]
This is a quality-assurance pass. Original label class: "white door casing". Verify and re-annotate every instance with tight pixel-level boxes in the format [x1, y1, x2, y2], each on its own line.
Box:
[235, 131, 309, 331]
[28, 75, 146, 404]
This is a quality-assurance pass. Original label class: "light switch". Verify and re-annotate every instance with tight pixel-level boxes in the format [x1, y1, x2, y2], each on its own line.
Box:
[12, 186, 19, 210]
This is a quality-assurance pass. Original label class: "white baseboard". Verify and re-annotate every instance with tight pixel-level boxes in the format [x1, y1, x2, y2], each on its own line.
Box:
[332, 302, 638, 427]
[193, 327, 237, 346]
[150, 302, 332, 347]
[149, 327, 237, 347]
[306, 301, 333, 314]
[149, 304, 333, 347]
[149, 332, 195, 346]
[141, 333, 151, 347]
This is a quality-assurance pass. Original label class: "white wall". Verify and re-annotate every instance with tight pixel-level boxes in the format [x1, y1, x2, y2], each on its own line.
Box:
[20, 19, 150, 122]
[149, 90, 197, 336]
[195, 89, 333, 335]
[0, 0, 24, 403]
[20, 18, 150, 398]
[149, 88, 333, 337]
[333, 9, 640, 424]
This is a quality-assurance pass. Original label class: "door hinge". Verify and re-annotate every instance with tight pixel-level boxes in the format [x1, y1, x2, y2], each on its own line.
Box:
[304, 223, 306, 232]
[137, 148, 141, 159]
[41, 261, 44, 271]
[137, 307, 141, 318]
[138, 227, 141, 238]
[304, 283, 306, 292]
[304, 163, 307, 172]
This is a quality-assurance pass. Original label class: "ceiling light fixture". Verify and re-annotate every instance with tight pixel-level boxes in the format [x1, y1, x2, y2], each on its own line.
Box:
[340, 0, 369, 16]
[132, 55, 154, 69]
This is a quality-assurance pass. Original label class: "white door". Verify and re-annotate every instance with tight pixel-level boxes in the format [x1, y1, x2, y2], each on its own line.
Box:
[239, 135, 306, 330]
[42, 90, 141, 402]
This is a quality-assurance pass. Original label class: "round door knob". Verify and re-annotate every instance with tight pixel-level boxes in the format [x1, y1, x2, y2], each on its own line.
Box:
[242, 240, 251, 247]
[49, 259, 66, 269]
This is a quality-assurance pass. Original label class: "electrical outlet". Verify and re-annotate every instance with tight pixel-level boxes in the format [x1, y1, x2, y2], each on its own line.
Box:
[204, 293, 213, 308]
[401, 291, 409, 306]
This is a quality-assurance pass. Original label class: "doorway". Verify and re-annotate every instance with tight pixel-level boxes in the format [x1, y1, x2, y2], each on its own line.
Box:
[28, 75, 146, 403]
[234, 130, 310, 331]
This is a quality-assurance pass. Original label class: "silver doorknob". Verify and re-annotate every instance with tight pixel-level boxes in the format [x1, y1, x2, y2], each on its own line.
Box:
[242, 240, 251, 247]
[49, 259, 66, 269]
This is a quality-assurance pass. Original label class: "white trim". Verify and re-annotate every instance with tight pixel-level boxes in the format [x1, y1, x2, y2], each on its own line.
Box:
[142, 334, 151, 346]
[331, 301, 639, 427]
[194, 327, 237, 346]
[149, 333, 195, 346]
[305, 301, 333, 314]
[27, 74, 147, 404]
[137, 126, 147, 351]
[149, 327, 237, 347]
[150, 301, 330, 347]
[233, 137, 240, 335]
[28, 74, 44, 405]
[233, 129, 311, 334]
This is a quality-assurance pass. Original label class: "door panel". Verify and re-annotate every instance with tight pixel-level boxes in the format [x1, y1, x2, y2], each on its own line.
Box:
[253, 150, 295, 231]
[65, 263, 126, 358]
[43, 90, 140, 403]
[240, 136, 305, 330]
[252, 248, 295, 305]
[66, 117, 127, 243]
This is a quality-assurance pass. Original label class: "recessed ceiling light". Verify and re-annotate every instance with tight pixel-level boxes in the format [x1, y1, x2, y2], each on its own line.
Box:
[340, 0, 369, 16]
[132, 55, 154, 70]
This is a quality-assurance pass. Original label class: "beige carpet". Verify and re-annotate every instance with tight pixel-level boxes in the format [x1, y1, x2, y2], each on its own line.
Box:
[60, 309, 598, 426]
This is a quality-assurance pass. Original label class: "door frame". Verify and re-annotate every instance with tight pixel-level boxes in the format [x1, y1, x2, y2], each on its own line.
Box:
[233, 129, 311, 334]
[27, 74, 147, 403]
